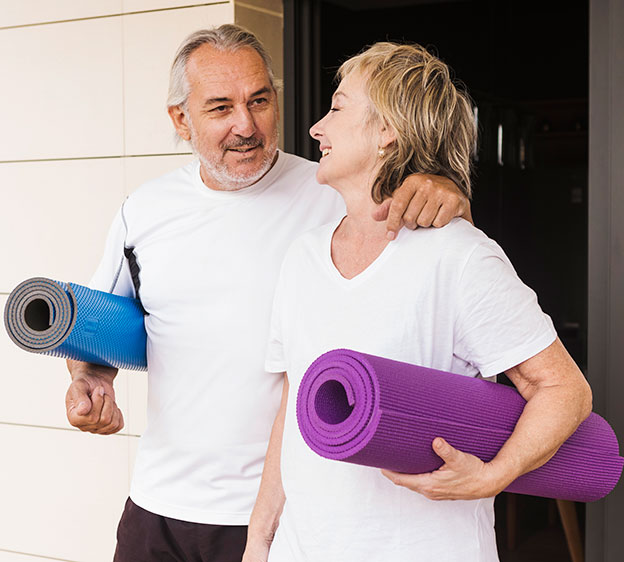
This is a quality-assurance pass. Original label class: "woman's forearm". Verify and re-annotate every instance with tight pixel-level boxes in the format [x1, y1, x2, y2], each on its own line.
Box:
[245, 374, 289, 556]
[488, 338, 593, 489]
[382, 339, 593, 500]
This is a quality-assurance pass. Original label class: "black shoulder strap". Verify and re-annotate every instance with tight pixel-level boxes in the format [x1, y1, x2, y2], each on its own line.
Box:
[123, 245, 142, 301]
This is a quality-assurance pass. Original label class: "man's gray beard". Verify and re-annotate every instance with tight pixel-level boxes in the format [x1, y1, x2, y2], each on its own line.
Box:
[188, 117, 278, 191]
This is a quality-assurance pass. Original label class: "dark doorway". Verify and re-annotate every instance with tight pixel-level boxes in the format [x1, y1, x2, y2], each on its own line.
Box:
[284, 0, 589, 560]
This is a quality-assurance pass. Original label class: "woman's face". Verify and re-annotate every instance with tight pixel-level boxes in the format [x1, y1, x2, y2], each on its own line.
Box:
[309, 71, 380, 190]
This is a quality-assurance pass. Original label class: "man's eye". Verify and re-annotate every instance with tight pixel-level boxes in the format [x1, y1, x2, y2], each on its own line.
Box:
[210, 105, 229, 113]
[251, 97, 268, 106]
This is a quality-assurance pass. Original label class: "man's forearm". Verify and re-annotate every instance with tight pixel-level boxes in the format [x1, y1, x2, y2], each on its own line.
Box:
[247, 375, 288, 549]
[67, 359, 118, 382]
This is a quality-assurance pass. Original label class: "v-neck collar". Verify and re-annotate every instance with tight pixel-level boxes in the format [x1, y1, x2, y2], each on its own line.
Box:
[323, 216, 403, 287]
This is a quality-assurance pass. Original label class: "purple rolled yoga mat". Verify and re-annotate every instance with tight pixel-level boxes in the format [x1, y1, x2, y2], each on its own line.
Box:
[296, 349, 623, 502]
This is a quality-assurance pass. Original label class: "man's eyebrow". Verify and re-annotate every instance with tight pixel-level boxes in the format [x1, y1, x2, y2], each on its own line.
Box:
[202, 87, 272, 107]
[250, 86, 271, 97]
[203, 96, 231, 106]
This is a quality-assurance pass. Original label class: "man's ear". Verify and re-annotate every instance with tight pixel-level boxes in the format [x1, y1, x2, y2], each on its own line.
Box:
[168, 104, 191, 141]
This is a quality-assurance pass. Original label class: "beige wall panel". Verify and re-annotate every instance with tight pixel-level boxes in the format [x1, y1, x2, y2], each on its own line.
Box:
[0, 1, 122, 28]
[0, 303, 132, 433]
[0, 299, 68, 428]
[236, 0, 282, 18]
[123, 154, 194, 196]
[0, 425, 129, 562]
[122, 3, 234, 156]
[0, 551, 57, 561]
[0, 159, 125, 293]
[123, 0, 231, 12]
[234, 5, 282, 79]
[0, 19, 124, 161]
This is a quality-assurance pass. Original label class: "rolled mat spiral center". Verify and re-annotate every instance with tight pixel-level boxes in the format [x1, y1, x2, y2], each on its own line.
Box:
[296, 349, 623, 502]
[4, 277, 147, 371]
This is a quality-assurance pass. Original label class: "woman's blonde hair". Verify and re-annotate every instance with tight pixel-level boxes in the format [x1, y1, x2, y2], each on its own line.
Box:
[338, 42, 476, 201]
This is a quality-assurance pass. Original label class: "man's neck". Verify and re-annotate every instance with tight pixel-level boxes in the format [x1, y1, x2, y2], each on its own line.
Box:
[199, 151, 279, 192]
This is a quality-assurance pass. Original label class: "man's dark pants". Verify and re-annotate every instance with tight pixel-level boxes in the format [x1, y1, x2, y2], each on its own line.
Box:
[114, 498, 247, 562]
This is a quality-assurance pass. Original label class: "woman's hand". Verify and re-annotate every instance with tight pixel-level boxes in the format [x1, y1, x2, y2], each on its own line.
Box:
[383, 339, 592, 501]
[382, 437, 507, 501]
[242, 536, 272, 562]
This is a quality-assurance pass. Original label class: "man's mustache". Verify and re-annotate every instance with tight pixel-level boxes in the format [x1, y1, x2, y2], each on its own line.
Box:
[222, 136, 264, 151]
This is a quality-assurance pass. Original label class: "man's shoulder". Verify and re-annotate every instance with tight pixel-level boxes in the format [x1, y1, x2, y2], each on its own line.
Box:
[270, 151, 341, 210]
[281, 220, 336, 267]
[127, 159, 197, 202]
[272, 151, 318, 187]
[279, 151, 318, 172]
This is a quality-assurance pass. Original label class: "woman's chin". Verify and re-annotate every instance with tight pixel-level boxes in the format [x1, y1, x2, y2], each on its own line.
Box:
[316, 169, 332, 187]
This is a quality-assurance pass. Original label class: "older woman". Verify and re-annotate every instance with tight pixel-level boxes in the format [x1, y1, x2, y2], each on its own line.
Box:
[243, 43, 592, 562]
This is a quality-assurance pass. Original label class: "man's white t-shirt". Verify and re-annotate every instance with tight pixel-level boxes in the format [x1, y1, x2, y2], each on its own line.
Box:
[265, 217, 557, 562]
[90, 151, 344, 524]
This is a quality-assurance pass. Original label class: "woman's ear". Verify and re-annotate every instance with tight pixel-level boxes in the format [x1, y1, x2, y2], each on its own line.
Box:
[378, 121, 397, 149]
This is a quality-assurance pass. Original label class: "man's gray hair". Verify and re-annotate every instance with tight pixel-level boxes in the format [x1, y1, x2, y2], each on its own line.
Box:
[167, 24, 276, 109]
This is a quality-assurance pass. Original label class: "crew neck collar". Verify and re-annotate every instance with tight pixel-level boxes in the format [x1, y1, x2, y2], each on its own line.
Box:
[191, 150, 286, 199]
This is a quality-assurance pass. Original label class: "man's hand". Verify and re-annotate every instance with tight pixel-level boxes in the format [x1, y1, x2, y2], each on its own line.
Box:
[65, 362, 124, 434]
[381, 437, 506, 501]
[373, 174, 472, 240]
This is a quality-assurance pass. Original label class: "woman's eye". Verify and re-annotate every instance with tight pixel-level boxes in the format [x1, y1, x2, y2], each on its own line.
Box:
[330, 107, 340, 112]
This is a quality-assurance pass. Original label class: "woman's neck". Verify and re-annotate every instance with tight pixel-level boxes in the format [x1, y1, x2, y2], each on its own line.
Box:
[336, 186, 387, 240]
[330, 185, 392, 279]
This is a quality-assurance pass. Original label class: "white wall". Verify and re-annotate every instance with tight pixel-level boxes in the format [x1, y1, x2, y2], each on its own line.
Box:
[0, 2, 233, 561]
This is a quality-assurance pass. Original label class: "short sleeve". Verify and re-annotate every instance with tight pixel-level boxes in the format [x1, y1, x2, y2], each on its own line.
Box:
[454, 240, 557, 378]
[89, 204, 135, 298]
[265, 258, 289, 374]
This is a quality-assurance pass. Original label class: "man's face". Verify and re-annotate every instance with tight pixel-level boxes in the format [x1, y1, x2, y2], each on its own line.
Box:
[172, 45, 279, 191]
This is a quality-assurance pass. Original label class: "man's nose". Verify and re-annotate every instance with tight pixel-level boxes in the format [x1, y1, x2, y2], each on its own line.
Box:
[231, 106, 256, 138]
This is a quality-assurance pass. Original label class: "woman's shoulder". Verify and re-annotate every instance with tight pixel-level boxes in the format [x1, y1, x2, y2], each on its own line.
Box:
[396, 217, 510, 275]
[401, 217, 491, 251]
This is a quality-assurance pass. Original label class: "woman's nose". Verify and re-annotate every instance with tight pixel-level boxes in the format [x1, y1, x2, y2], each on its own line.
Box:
[309, 116, 325, 139]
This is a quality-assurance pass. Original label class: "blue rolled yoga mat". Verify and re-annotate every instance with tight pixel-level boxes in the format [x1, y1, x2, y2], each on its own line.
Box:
[4, 277, 147, 370]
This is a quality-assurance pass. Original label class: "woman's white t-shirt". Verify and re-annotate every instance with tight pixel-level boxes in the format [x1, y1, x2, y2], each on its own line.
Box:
[266, 217, 557, 562]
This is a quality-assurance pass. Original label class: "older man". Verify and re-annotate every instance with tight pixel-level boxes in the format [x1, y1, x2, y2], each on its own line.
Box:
[64, 25, 469, 562]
